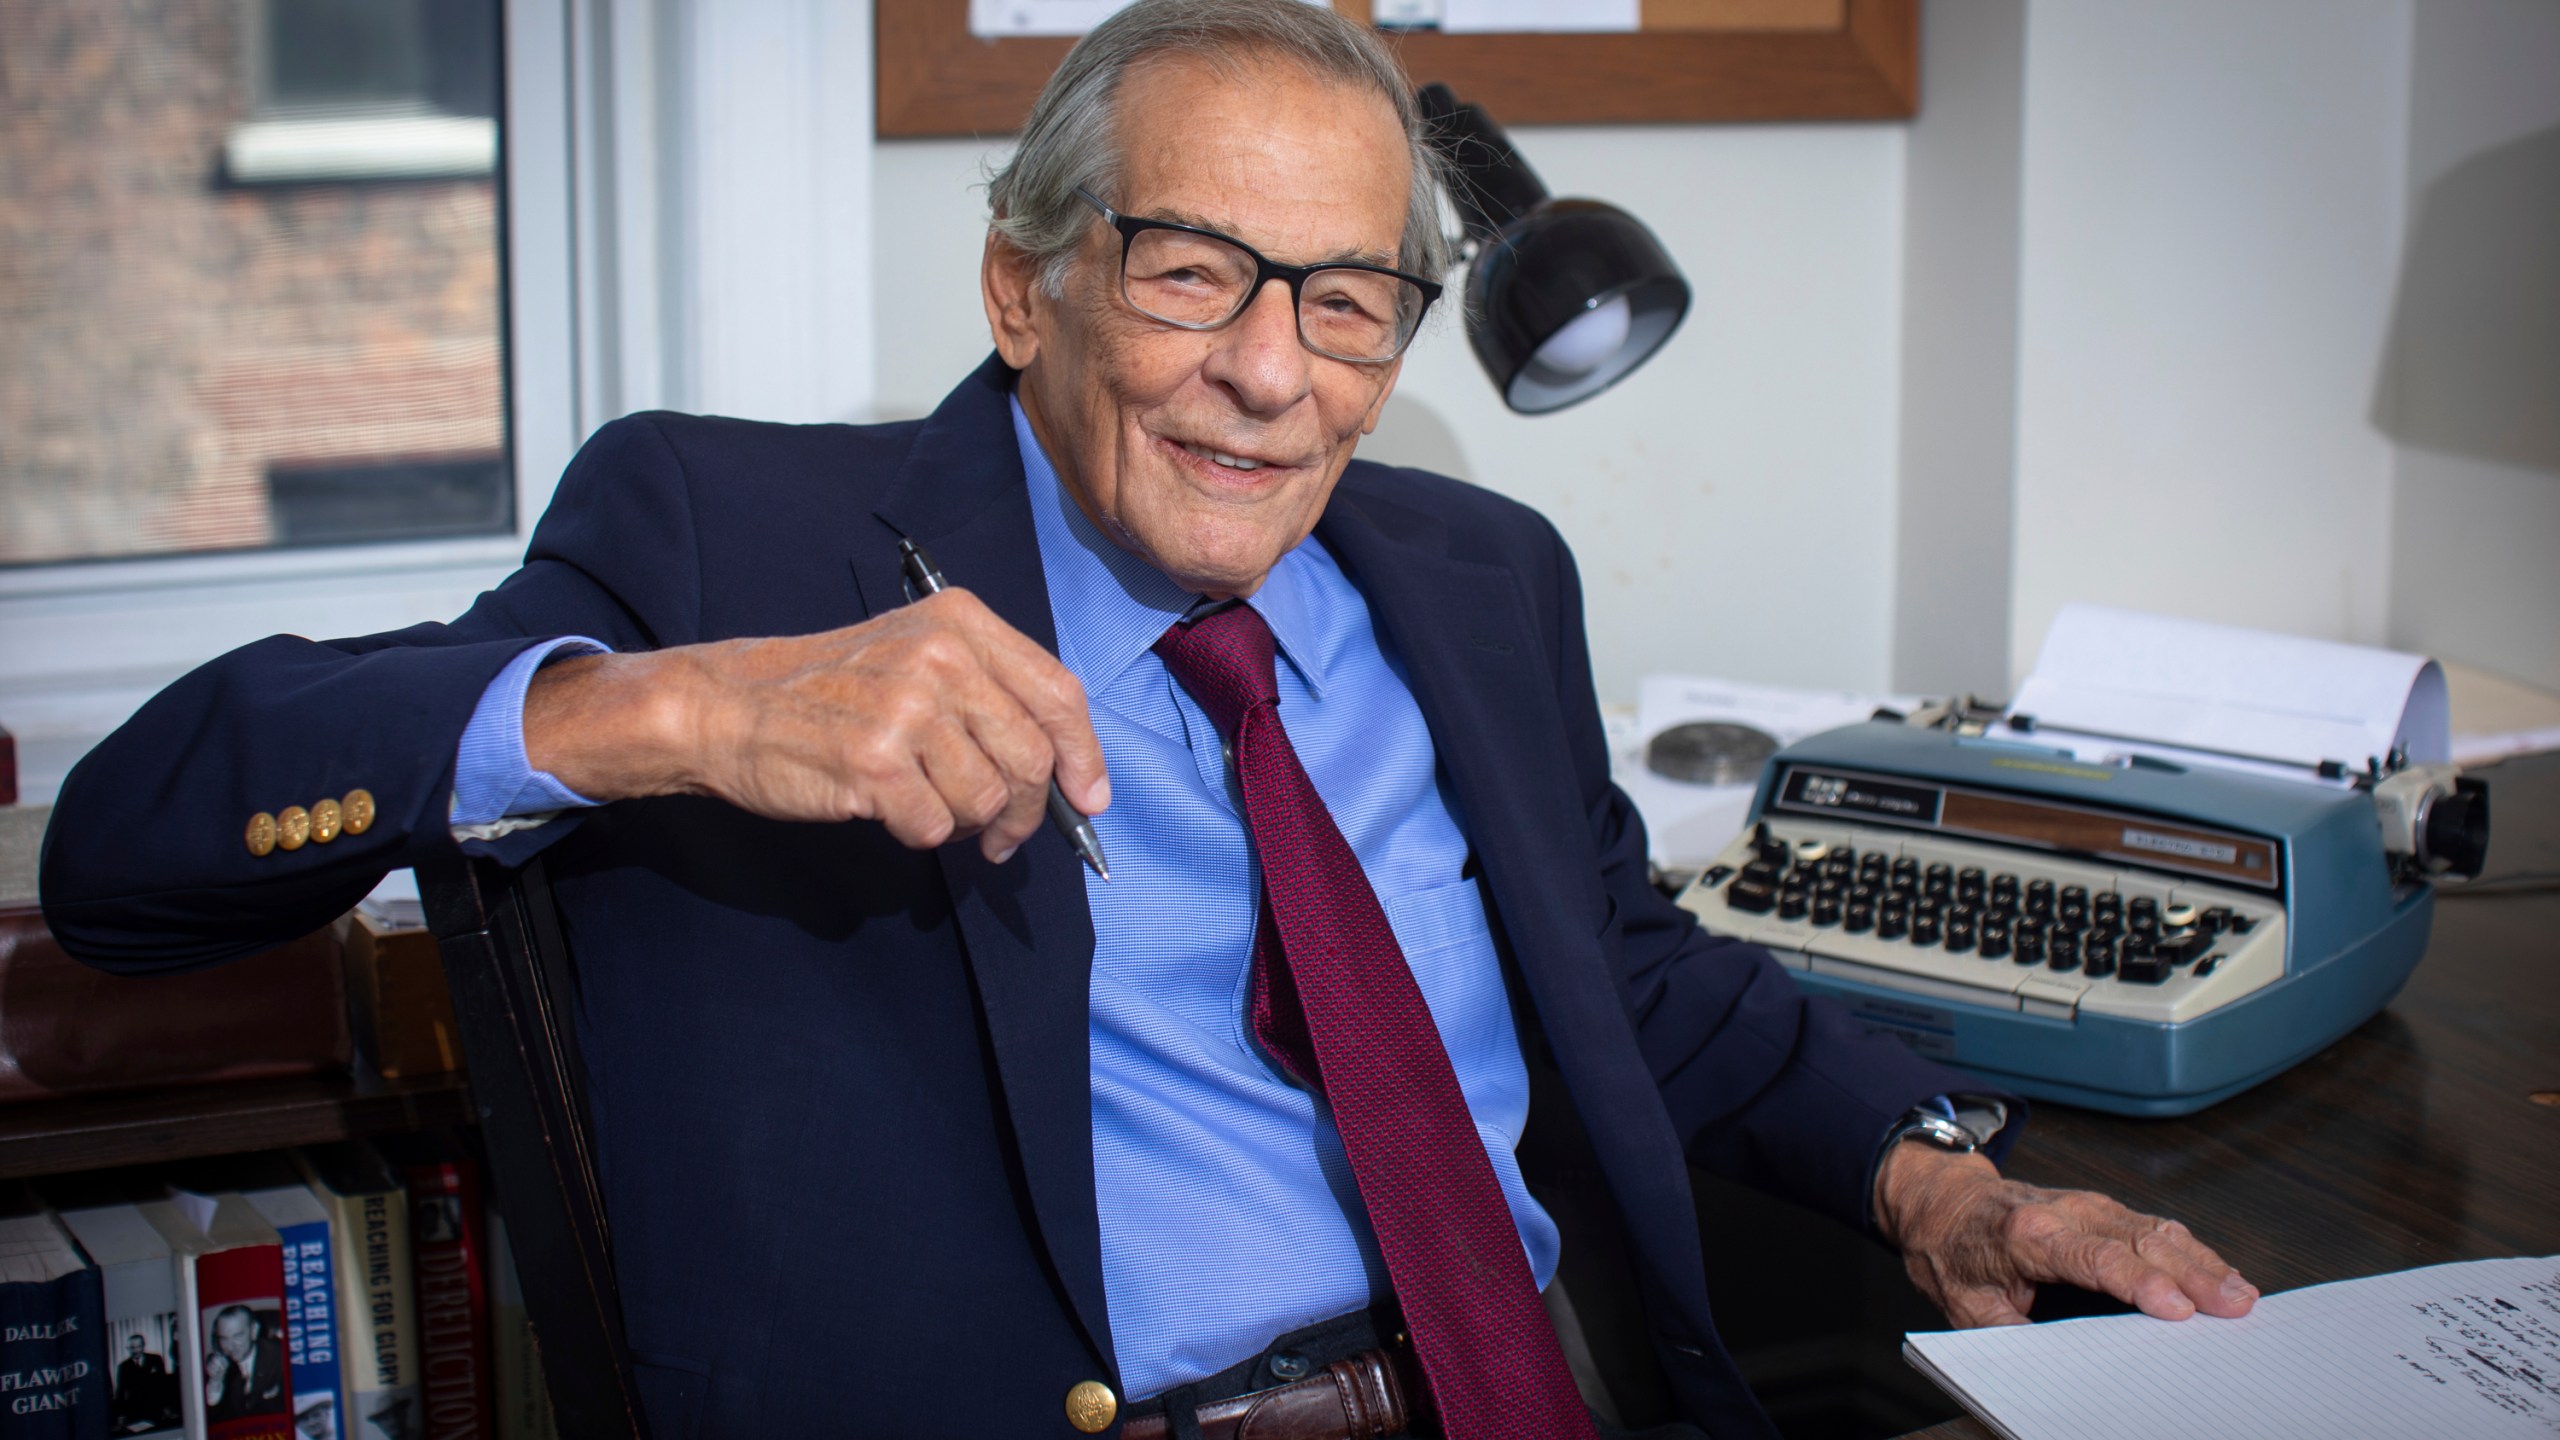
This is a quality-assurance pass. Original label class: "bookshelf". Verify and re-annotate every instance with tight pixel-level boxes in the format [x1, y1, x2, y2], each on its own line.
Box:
[0, 1068, 473, 1181]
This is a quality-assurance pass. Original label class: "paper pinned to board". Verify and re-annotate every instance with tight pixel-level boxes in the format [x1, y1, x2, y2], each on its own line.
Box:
[969, 0, 1329, 38]
[2009, 605, 2449, 780]
[1905, 1255, 2560, 1440]
[1442, 0, 1639, 32]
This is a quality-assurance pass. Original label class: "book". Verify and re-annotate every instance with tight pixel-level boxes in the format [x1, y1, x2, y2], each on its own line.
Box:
[238, 1184, 343, 1440]
[338, 909, 462, 1080]
[294, 1147, 421, 1440]
[163, 1192, 294, 1440]
[0, 907, 349, 1102]
[0, 1209, 108, 1438]
[1904, 1254, 2560, 1439]
[53, 1203, 187, 1439]
[375, 1139, 490, 1440]
[482, 1217, 554, 1440]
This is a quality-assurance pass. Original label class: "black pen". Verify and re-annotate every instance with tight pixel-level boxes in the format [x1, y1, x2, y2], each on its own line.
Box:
[898, 538, 1111, 881]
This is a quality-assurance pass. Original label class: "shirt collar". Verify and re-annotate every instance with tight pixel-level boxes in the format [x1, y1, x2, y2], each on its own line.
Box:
[1012, 394, 1331, 697]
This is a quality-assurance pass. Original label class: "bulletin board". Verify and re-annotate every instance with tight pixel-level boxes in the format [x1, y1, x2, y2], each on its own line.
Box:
[875, 0, 1918, 138]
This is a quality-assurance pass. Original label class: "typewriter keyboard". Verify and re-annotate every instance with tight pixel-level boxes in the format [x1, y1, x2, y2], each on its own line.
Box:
[1676, 816, 2286, 1025]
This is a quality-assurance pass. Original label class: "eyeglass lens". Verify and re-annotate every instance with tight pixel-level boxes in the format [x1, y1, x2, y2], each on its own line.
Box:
[1121, 227, 1425, 363]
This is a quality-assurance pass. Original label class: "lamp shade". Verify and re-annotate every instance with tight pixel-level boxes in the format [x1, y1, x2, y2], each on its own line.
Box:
[1418, 83, 1691, 414]
[1464, 200, 1690, 414]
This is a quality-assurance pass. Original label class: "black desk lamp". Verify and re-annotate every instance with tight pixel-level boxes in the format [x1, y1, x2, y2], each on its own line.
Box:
[1420, 83, 1692, 414]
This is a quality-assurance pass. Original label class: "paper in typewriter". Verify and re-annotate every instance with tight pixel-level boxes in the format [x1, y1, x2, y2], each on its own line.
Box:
[2010, 604, 2450, 779]
[1904, 1256, 2560, 1440]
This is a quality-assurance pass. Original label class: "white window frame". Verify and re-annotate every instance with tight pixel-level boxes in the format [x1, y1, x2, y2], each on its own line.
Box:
[0, 0, 578, 802]
[0, 0, 874, 804]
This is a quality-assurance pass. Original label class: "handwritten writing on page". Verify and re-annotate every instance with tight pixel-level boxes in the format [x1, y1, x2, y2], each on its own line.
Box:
[1905, 1256, 2560, 1439]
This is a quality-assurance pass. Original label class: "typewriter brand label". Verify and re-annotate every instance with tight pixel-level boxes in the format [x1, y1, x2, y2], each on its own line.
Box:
[2120, 828, 2238, 865]
[1845, 996, 1958, 1060]
[1783, 769, 1943, 824]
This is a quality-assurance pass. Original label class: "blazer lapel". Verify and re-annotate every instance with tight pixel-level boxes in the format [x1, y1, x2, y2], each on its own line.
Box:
[1315, 468, 1713, 1300]
[862, 357, 1116, 1377]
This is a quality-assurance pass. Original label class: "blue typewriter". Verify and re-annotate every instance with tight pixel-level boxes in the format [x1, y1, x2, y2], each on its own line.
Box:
[1675, 717, 2489, 1115]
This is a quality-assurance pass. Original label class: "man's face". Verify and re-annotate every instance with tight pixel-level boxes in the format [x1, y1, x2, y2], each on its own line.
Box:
[988, 53, 1414, 598]
[127, 1335, 143, 1358]
[216, 1312, 252, 1362]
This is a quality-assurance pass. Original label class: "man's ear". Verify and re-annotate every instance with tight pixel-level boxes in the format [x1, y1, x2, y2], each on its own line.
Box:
[983, 229, 1047, 370]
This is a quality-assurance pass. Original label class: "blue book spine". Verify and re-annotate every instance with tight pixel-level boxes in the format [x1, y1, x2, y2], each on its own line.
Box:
[273, 1218, 346, 1440]
[0, 1266, 108, 1439]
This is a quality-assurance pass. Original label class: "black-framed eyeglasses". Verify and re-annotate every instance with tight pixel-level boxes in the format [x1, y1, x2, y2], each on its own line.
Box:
[1074, 188, 1441, 365]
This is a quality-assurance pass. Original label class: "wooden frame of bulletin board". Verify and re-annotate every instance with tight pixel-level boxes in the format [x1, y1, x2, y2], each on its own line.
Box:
[876, 0, 1918, 138]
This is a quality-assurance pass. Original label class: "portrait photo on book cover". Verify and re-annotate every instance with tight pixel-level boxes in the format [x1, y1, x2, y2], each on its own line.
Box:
[358, 1385, 421, 1440]
[108, 1312, 183, 1433]
[200, 1301, 289, 1420]
[293, 1388, 337, 1440]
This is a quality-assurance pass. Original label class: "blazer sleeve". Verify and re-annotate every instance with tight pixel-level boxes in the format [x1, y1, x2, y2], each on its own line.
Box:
[40, 415, 708, 973]
[1537, 521, 2017, 1237]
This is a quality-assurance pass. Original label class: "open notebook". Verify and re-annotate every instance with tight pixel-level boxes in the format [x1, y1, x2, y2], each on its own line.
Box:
[1906, 1256, 2560, 1439]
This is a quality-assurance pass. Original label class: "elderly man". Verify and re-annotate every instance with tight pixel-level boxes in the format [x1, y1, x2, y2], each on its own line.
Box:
[42, 3, 2253, 1437]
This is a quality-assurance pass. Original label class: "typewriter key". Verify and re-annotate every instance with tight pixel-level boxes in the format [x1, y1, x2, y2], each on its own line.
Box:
[1778, 891, 1810, 921]
[2162, 900, 2200, 929]
[1877, 908, 1909, 941]
[1945, 920, 1977, 954]
[1843, 902, 1875, 934]
[1812, 895, 1843, 927]
[1909, 914, 1942, 948]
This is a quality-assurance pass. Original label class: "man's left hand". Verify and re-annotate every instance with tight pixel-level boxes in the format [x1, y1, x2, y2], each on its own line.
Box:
[1875, 1143, 2259, 1327]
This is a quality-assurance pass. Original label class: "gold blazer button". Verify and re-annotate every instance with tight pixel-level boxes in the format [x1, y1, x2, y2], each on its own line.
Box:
[276, 805, 311, 851]
[341, 789, 376, 835]
[310, 797, 343, 844]
[244, 812, 277, 857]
[1064, 1380, 1117, 1433]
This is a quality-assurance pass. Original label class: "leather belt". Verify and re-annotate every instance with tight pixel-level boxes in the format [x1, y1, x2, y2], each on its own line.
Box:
[1119, 1348, 1415, 1440]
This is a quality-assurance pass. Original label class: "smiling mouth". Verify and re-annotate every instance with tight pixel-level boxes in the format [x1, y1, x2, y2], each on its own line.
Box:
[1173, 438, 1281, 473]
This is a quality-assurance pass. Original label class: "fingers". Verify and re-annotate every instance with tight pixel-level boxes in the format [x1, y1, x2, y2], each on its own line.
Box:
[968, 602, 1110, 816]
[2134, 1216, 2257, 1318]
[2012, 1200, 2254, 1322]
[690, 589, 1108, 862]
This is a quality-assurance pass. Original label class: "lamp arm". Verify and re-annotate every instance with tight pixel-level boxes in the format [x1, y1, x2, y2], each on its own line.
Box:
[1417, 82, 1552, 241]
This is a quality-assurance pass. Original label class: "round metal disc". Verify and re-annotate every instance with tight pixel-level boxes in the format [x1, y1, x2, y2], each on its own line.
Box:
[1644, 721, 1779, 786]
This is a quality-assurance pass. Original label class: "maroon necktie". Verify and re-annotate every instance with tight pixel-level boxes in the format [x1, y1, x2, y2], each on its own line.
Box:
[1155, 604, 1597, 1440]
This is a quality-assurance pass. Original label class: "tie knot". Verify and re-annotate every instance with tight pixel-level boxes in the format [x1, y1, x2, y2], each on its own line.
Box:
[1154, 603, 1279, 743]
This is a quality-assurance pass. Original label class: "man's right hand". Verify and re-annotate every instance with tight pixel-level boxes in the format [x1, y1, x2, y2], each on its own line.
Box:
[522, 588, 1110, 864]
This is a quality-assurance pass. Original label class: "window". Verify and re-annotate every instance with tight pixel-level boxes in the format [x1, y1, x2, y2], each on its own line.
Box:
[0, 0, 510, 567]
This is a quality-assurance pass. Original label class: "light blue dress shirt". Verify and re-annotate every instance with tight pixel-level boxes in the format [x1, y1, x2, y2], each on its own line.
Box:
[448, 399, 1560, 1398]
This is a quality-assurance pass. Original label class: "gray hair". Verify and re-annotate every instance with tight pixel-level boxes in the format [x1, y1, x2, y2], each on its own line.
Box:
[986, 0, 1452, 299]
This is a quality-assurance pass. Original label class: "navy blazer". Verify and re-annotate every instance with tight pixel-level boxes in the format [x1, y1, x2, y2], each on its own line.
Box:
[45, 357, 1981, 1438]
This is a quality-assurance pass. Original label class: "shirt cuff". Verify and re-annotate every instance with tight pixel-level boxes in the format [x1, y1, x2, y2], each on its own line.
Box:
[449, 637, 610, 841]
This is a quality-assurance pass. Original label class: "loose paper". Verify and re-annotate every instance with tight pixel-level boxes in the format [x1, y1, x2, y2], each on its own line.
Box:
[2008, 604, 2448, 781]
[1616, 674, 1920, 866]
[1906, 1256, 2560, 1440]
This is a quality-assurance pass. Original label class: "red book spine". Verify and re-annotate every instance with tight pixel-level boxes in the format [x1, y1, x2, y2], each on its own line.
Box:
[407, 1157, 492, 1440]
[195, 1243, 295, 1440]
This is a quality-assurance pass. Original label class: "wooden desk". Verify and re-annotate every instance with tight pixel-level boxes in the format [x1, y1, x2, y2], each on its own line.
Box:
[1898, 749, 2560, 1440]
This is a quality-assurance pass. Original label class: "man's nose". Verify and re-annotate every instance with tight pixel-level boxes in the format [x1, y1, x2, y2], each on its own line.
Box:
[1201, 277, 1313, 417]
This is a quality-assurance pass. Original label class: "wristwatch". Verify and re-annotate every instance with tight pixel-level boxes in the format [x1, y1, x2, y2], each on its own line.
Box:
[1884, 1094, 2010, 1155]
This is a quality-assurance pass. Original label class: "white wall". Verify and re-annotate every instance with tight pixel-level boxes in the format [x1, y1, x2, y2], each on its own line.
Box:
[2382, 0, 2560, 692]
[874, 125, 1912, 703]
[2007, 0, 2415, 679]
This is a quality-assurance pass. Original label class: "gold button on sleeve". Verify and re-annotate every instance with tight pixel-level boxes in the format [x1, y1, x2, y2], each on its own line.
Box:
[341, 788, 376, 835]
[276, 805, 311, 851]
[1064, 1380, 1117, 1434]
[244, 812, 277, 857]
[310, 796, 342, 844]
